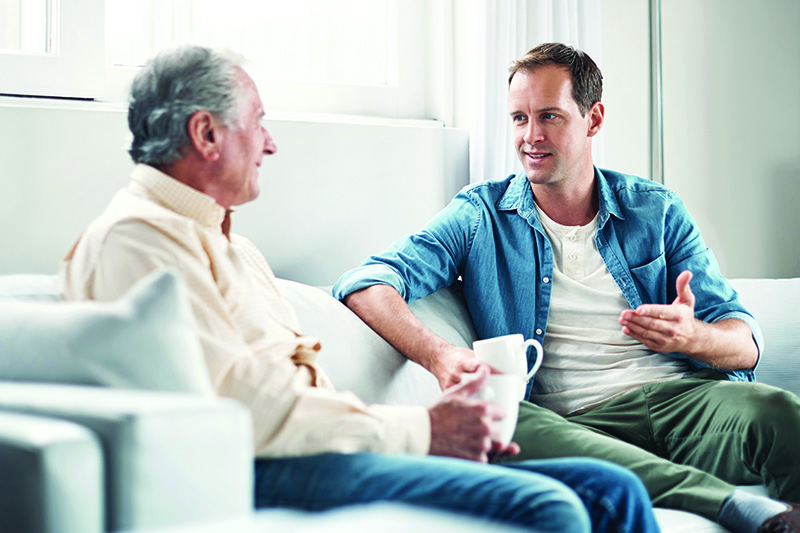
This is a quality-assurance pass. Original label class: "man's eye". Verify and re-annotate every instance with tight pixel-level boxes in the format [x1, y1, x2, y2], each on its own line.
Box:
[512, 115, 525, 123]
[543, 113, 556, 120]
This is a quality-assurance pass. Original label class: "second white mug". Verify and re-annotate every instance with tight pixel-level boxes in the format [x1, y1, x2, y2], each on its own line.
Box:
[475, 374, 522, 445]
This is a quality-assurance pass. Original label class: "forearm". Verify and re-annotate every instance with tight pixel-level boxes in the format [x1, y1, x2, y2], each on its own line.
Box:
[685, 318, 758, 370]
[343, 284, 454, 375]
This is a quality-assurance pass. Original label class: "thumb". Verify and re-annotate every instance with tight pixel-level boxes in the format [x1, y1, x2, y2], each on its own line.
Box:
[445, 366, 488, 398]
[674, 270, 695, 307]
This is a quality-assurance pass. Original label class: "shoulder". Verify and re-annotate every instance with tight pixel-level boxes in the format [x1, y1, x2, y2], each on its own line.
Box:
[455, 174, 520, 211]
[599, 168, 672, 194]
[598, 168, 679, 208]
[461, 174, 517, 197]
[69, 188, 204, 267]
[97, 189, 199, 239]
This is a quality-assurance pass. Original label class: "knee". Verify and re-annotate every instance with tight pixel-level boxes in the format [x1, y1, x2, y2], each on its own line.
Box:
[741, 386, 800, 434]
[567, 458, 649, 498]
[529, 487, 591, 533]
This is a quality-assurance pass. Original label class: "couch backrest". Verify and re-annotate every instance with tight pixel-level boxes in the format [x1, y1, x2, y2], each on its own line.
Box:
[729, 278, 800, 396]
[0, 274, 59, 301]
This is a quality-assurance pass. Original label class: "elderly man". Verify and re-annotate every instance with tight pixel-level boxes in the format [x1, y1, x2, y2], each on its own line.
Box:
[334, 43, 800, 533]
[60, 46, 659, 533]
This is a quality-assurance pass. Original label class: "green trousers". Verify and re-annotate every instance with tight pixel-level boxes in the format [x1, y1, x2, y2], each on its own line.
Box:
[498, 370, 800, 520]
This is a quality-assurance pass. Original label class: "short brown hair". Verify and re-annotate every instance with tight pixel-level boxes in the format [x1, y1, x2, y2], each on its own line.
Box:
[508, 42, 603, 117]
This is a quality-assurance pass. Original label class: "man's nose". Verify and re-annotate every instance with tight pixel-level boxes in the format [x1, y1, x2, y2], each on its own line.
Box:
[523, 121, 542, 145]
[262, 127, 277, 155]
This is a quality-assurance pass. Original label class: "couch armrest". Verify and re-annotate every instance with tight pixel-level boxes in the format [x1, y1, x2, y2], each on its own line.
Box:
[0, 411, 103, 533]
[0, 383, 253, 532]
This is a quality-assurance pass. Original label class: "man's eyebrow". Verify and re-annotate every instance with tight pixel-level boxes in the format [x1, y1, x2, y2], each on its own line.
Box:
[509, 106, 564, 116]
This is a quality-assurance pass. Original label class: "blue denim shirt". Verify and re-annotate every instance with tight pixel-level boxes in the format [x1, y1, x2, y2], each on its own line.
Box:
[334, 168, 762, 392]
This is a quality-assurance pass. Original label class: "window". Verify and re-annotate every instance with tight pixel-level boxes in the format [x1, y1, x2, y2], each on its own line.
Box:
[0, 0, 51, 54]
[1, 0, 445, 121]
[106, 0, 393, 86]
[0, 0, 104, 98]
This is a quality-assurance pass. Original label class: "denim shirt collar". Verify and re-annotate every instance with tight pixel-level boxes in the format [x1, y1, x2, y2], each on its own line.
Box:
[496, 167, 626, 229]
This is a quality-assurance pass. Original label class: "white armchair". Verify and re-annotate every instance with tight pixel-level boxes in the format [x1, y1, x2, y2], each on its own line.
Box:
[0, 271, 253, 532]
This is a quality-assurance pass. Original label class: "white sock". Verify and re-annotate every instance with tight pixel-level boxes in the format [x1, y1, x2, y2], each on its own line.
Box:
[718, 489, 790, 533]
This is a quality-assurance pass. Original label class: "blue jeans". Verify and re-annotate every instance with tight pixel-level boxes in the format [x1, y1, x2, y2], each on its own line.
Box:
[254, 453, 659, 533]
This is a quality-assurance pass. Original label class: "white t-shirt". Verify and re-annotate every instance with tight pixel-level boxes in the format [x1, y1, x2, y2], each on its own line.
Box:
[530, 204, 691, 416]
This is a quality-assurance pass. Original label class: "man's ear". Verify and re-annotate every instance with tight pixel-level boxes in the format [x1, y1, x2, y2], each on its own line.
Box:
[187, 110, 222, 162]
[587, 102, 605, 137]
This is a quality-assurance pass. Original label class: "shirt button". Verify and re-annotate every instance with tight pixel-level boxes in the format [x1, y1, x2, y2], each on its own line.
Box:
[542, 277, 550, 284]
[535, 328, 543, 336]
[569, 235, 577, 241]
[569, 253, 577, 261]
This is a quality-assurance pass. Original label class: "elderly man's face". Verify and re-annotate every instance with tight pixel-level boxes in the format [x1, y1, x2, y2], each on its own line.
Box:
[214, 69, 277, 208]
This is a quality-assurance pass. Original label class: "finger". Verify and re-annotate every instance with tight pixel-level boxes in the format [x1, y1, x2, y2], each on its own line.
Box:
[475, 435, 492, 463]
[624, 313, 676, 335]
[633, 303, 681, 321]
[483, 401, 507, 422]
[675, 270, 695, 307]
[497, 441, 521, 458]
[621, 328, 660, 351]
[471, 360, 501, 375]
[446, 366, 488, 397]
[440, 372, 463, 391]
[622, 317, 670, 339]
[460, 357, 482, 374]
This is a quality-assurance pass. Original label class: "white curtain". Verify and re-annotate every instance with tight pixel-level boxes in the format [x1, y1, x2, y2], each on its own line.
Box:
[466, 0, 603, 183]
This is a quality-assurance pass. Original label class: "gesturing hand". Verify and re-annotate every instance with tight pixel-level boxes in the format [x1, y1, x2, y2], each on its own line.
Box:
[428, 367, 520, 463]
[618, 270, 700, 354]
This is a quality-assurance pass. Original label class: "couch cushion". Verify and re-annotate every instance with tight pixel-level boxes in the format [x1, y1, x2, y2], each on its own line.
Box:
[729, 278, 800, 396]
[0, 269, 213, 394]
[0, 274, 59, 301]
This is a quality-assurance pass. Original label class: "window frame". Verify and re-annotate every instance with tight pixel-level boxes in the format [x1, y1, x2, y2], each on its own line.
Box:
[1, 0, 450, 123]
[0, 0, 104, 99]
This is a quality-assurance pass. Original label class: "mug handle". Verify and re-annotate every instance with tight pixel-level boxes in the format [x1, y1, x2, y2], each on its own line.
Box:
[523, 339, 544, 382]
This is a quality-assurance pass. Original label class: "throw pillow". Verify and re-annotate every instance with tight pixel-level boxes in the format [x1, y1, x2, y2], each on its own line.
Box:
[0, 269, 213, 394]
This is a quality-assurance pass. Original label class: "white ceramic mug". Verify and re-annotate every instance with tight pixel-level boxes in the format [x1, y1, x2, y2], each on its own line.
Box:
[472, 334, 544, 399]
[475, 374, 522, 445]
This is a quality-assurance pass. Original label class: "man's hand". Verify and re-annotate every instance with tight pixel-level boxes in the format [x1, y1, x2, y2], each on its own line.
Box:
[619, 270, 700, 354]
[431, 346, 487, 390]
[428, 368, 520, 463]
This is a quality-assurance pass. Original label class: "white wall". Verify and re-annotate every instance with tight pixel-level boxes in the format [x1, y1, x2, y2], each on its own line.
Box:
[4, 1, 798, 283]
[599, 0, 651, 180]
[601, 0, 800, 279]
[0, 99, 468, 286]
[661, 0, 800, 279]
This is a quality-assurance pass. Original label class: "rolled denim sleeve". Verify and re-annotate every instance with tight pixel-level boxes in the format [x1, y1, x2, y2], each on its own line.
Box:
[333, 189, 479, 303]
[663, 193, 763, 376]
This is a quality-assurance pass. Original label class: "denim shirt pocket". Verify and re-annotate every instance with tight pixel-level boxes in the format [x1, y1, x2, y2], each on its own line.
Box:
[629, 252, 668, 304]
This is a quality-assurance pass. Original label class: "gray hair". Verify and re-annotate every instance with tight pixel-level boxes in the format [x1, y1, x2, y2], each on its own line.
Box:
[128, 45, 245, 166]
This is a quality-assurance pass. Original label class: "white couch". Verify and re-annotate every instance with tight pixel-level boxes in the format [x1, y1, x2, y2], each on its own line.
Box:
[1, 270, 797, 532]
[282, 276, 799, 533]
